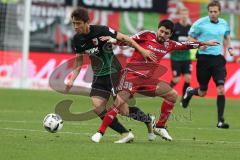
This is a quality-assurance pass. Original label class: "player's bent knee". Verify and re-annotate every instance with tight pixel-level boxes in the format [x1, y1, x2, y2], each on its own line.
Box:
[164, 90, 178, 103]
[156, 81, 173, 96]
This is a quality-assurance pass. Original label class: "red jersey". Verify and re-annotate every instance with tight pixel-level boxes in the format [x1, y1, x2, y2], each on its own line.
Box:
[117, 30, 203, 95]
[128, 30, 201, 63]
[120, 30, 202, 78]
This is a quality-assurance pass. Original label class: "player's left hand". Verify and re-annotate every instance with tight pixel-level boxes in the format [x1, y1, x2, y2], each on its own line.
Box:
[99, 36, 117, 43]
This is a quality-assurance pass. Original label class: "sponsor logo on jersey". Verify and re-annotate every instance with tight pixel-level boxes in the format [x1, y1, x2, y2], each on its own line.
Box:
[85, 47, 99, 55]
[81, 43, 86, 47]
[148, 45, 167, 54]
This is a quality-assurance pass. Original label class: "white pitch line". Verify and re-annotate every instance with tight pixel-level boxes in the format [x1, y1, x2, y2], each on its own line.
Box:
[0, 127, 117, 137]
[1, 119, 240, 132]
[1, 127, 240, 145]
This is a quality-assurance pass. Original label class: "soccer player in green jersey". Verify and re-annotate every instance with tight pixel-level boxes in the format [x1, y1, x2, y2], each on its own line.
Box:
[65, 7, 157, 143]
[170, 8, 192, 100]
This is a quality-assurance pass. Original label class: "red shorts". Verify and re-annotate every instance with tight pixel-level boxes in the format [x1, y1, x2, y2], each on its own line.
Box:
[117, 68, 160, 97]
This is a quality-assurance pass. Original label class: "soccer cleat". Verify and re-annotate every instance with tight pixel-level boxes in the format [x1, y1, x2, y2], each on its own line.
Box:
[181, 87, 193, 108]
[114, 131, 134, 143]
[91, 132, 103, 143]
[148, 133, 157, 141]
[154, 127, 173, 141]
[217, 121, 230, 129]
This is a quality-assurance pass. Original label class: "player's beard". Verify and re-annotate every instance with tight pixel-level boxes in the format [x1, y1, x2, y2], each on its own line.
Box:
[157, 36, 165, 43]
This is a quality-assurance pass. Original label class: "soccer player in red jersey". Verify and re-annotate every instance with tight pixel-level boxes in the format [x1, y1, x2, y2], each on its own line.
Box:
[91, 19, 219, 143]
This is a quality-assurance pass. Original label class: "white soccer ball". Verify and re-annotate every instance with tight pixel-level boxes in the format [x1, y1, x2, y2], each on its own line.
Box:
[43, 113, 63, 133]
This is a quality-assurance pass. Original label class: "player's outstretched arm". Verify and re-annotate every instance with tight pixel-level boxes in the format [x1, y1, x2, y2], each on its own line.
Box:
[65, 54, 83, 93]
[201, 40, 220, 46]
[99, 34, 157, 62]
[188, 36, 207, 50]
[171, 39, 219, 51]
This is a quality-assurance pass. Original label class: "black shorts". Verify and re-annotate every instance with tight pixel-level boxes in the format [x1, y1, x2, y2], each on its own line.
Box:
[90, 72, 119, 100]
[196, 54, 226, 91]
[171, 60, 192, 77]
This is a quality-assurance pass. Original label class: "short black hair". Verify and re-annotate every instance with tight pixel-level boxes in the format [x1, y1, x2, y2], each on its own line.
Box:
[158, 19, 174, 33]
[71, 7, 90, 22]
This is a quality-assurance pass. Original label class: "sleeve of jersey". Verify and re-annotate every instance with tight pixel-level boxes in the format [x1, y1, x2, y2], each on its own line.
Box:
[188, 20, 201, 38]
[171, 41, 203, 51]
[115, 32, 146, 46]
[101, 26, 118, 38]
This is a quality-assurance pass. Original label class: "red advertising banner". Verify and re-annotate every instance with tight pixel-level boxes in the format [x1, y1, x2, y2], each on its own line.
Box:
[0, 51, 240, 98]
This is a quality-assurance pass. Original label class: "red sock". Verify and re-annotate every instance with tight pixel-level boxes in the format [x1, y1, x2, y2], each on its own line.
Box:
[156, 100, 174, 127]
[98, 105, 119, 134]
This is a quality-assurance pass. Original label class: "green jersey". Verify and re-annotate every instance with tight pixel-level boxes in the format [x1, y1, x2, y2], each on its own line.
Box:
[72, 25, 121, 76]
[170, 22, 191, 61]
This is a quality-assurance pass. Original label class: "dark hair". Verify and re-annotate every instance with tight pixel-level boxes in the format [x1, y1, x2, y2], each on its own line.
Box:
[207, 1, 221, 11]
[71, 7, 90, 22]
[158, 19, 174, 33]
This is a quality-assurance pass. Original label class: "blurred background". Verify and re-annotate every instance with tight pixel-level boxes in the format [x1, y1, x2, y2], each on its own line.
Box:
[0, 0, 240, 98]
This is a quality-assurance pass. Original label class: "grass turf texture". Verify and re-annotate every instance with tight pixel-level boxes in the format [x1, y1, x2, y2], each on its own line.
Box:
[0, 88, 240, 160]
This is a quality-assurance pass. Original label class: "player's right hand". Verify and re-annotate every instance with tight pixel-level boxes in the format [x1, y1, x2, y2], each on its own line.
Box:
[142, 49, 157, 62]
[99, 36, 117, 43]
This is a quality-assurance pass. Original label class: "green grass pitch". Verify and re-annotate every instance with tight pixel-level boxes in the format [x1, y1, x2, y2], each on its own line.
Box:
[0, 88, 240, 160]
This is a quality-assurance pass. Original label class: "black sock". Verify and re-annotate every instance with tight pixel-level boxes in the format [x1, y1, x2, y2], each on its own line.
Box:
[189, 88, 199, 96]
[98, 110, 128, 134]
[129, 106, 151, 125]
[182, 82, 190, 96]
[217, 95, 225, 122]
[170, 80, 177, 88]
